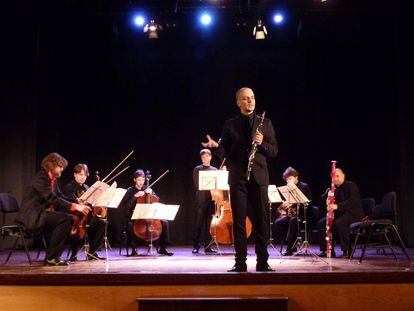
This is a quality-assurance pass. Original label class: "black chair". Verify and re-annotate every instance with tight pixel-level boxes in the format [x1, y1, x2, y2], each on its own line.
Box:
[349, 192, 411, 263]
[0, 193, 46, 264]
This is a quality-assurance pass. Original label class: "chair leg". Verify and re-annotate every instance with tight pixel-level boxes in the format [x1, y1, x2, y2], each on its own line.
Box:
[383, 232, 398, 261]
[5, 234, 20, 264]
[349, 229, 361, 261]
[391, 225, 411, 262]
[19, 229, 32, 265]
[359, 226, 373, 264]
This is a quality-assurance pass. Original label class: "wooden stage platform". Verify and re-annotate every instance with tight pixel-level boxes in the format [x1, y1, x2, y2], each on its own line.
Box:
[0, 245, 413, 310]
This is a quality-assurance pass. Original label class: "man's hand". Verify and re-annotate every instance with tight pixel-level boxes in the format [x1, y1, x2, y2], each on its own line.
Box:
[327, 204, 338, 211]
[253, 132, 263, 145]
[144, 188, 153, 195]
[135, 191, 145, 198]
[201, 134, 219, 148]
[75, 204, 91, 215]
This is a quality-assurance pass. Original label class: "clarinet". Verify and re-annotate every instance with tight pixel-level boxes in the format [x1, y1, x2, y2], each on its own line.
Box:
[246, 111, 266, 181]
[326, 160, 337, 258]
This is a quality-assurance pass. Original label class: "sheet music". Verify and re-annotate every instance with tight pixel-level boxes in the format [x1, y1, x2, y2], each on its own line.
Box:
[131, 202, 180, 221]
[268, 185, 283, 203]
[79, 181, 110, 205]
[93, 187, 127, 208]
[198, 170, 229, 190]
[278, 183, 310, 204]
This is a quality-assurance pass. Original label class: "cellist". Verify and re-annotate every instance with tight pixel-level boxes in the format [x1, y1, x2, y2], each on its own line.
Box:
[191, 149, 217, 254]
[62, 163, 105, 261]
[118, 169, 173, 256]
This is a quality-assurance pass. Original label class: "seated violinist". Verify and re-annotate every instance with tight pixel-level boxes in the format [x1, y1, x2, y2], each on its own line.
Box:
[15, 153, 91, 266]
[118, 169, 173, 256]
[62, 163, 106, 261]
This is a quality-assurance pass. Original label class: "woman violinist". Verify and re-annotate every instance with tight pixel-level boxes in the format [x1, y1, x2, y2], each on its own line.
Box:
[117, 169, 173, 256]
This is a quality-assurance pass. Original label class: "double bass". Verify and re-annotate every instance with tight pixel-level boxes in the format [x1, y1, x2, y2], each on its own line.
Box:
[209, 163, 252, 244]
[133, 170, 170, 242]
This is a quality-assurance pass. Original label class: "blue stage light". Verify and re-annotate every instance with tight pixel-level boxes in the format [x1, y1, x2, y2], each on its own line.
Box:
[200, 13, 212, 26]
[273, 13, 284, 24]
[134, 15, 145, 27]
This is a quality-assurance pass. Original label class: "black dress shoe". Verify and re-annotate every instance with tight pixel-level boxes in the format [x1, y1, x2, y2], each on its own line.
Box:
[256, 264, 275, 272]
[158, 248, 174, 256]
[204, 247, 217, 254]
[45, 258, 69, 266]
[227, 264, 247, 272]
[282, 247, 297, 256]
[192, 247, 199, 254]
[340, 250, 350, 259]
[69, 255, 78, 262]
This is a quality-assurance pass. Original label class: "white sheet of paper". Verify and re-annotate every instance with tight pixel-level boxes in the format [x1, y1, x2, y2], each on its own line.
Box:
[131, 202, 179, 221]
[93, 187, 127, 208]
[198, 170, 229, 190]
[79, 181, 110, 205]
[268, 185, 283, 203]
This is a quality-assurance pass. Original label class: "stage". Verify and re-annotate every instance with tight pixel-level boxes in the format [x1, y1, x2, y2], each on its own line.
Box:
[1, 245, 413, 310]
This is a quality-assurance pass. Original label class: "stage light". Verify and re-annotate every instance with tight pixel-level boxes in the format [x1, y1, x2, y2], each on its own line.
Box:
[143, 19, 163, 39]
[134, 15, 145, 27]
[273, 13, 284, 24]
[200, 13, 212, 26]
[253, 19, 268, 40]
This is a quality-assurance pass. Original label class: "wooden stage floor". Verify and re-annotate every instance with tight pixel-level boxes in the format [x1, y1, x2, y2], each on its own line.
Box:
[0, 244, 413, 285]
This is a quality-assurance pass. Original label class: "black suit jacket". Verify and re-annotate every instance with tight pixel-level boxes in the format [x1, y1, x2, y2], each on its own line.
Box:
[218, 113, 278, 185]
[334, 180, 364, 221]
[15, 170, 73, 233]
[62, 180, 89, 201]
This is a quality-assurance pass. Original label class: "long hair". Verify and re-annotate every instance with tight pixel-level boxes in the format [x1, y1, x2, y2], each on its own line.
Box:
[41, 153, 68, 171]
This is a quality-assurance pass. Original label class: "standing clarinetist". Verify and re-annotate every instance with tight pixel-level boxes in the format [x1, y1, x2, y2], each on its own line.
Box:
[202, 87, 278, 272]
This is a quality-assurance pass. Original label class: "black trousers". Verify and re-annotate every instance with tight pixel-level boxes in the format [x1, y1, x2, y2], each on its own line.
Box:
[230, 178, 269, 265]
[273, 216, 298, 249]
[192, 193, 214, 248]
[43, 211, 72, 261]
[127, 220, 170, 250]
[70, 216, 106, 257]
[317, 213, 353, 252]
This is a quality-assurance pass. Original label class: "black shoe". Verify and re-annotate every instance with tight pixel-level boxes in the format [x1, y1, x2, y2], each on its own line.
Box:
[87, 252, 105, 260]
[158, 248, 174, 256]
[340, 250, 350, 259]
[204, 247, 217, 254]
[256, 263, 275, 272]
[282, 247, 297, 256]
[45, 258, 69, 266]
[192, 247, 199, 254]
[227, 264, 247, 272]
[68, 255, 78, 262]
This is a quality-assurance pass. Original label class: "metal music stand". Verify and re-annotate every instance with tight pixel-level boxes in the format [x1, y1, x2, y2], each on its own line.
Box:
[278, 183, 328, 264]
[132, 202, 179, 255]
[267, 185, 283, 251]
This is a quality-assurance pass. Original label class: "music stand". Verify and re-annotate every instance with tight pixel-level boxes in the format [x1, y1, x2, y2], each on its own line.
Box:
[267, 185, 283, 251]
[278, 183, 328, 264]
[132, 202, 179, 255]
[199, 170, 230, 254]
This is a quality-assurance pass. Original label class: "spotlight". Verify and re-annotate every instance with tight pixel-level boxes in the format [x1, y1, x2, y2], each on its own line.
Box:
[253, 19, 268, 40]
[143, 19, 163, 39]
[200, 13, 212, 26]
[273, 13, 284, 24]
[134, 15, 145, 27]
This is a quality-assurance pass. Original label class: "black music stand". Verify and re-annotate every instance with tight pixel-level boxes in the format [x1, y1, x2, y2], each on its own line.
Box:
[278, 183, 328, 264]
[267, 185, 283, 252]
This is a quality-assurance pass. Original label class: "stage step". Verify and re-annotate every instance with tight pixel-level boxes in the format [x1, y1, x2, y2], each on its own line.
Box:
[138, 297, 289, 311]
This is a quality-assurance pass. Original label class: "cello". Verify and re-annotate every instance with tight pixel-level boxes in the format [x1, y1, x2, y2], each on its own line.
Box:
[209, 162, 252, 244]
[133, 170, 170, 242]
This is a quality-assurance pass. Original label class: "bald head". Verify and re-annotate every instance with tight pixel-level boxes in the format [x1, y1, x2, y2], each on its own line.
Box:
[236, 87, 255, 115]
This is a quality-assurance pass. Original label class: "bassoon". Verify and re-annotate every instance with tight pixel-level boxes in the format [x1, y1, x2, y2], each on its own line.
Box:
[326, 160, 336, 258]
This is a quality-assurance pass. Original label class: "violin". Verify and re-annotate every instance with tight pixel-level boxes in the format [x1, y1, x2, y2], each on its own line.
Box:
[133, 171, 163, 242]
[209, 163, 252, 244]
